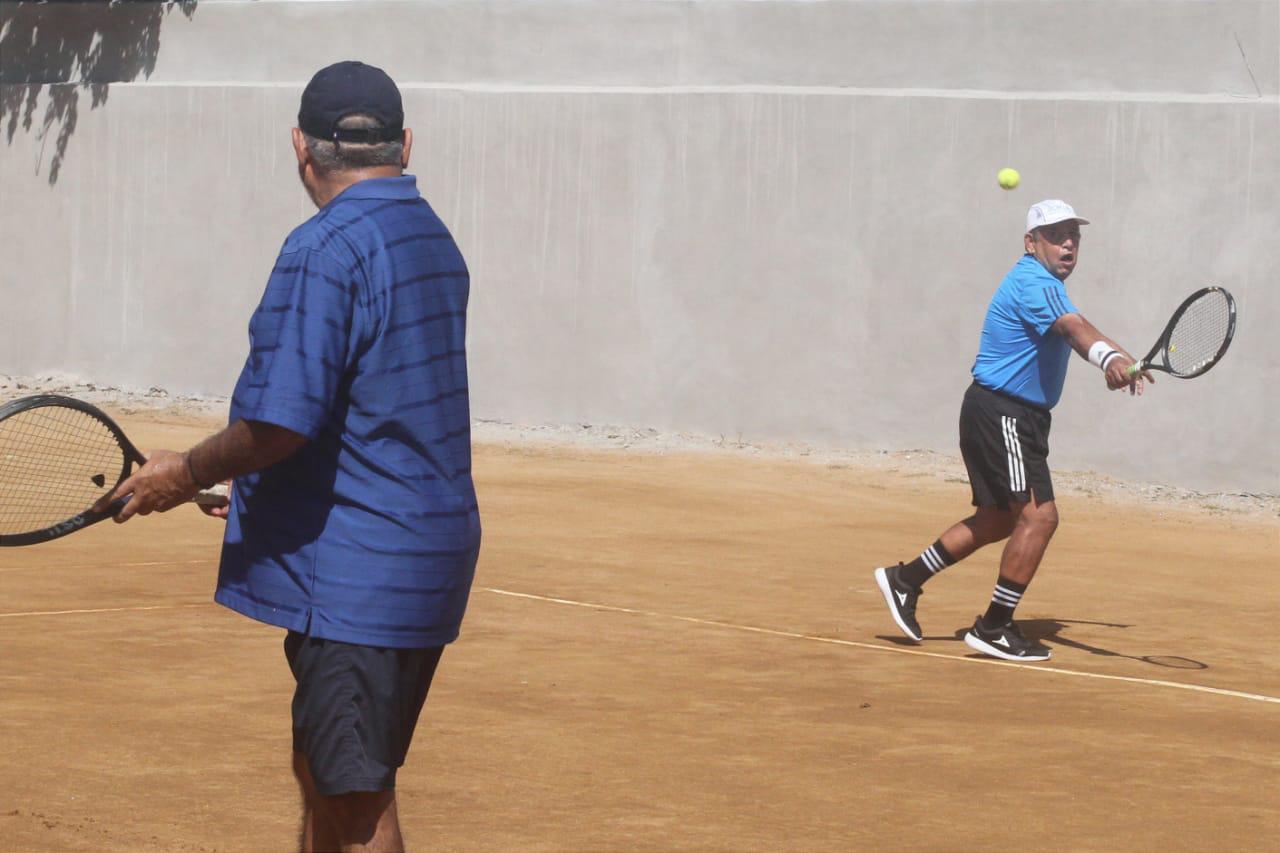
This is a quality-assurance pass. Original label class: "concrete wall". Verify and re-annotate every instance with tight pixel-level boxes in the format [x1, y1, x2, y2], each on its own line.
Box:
[2, 0, 1277, 493]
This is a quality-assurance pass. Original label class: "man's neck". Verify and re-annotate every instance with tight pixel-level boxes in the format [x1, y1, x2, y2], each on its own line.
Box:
[312, 166, 403, 208]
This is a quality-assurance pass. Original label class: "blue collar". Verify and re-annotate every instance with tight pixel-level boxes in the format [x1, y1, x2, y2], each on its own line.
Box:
[326, 174, 420, 207]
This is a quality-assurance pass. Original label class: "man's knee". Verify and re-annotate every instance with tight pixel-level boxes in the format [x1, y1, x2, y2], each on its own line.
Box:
[1017, 498, 1059, 537]
[293, 751, 318, 798]
[969, 507, 1018, 543]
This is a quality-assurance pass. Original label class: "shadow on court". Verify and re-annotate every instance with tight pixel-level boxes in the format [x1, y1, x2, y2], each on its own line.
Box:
[1016, 617, 1210, 670]
[879, 617, 1209, 670]
[877, 633, 964, 646]
[0, 0, 197, 183]
[937, 618, 1211, 669]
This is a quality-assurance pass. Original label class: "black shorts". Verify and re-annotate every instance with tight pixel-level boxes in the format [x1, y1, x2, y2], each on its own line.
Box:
[958, 382, 1054, 509]
[285, 631, 444, 797]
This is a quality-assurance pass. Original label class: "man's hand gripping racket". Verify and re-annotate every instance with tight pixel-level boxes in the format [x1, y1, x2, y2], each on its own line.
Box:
[0, 395, 227, 546]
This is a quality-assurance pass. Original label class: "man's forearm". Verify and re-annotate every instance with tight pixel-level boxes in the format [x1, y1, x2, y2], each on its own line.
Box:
[1054, 313, 1125, 361]
[1052, 311, 1151, 391]
[184, 419, 308, 487]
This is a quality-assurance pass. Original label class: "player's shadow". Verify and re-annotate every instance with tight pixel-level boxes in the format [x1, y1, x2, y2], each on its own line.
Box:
[0, 1, 197, 184]
[879, 618, 1208, 669]
[877, 632, 964, 646]
[963, 618, 1209, 669]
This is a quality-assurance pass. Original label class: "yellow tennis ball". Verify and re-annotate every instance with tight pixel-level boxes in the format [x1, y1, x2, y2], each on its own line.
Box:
[997, 168, 1021, 190]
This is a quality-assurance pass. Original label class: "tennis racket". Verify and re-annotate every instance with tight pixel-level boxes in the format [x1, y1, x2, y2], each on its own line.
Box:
[0, 394, 227, 546]
[1127, 286, 1237, 379]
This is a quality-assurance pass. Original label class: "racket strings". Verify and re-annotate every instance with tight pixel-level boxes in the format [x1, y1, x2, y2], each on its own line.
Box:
[0, 406, 127, 533]
[1166, 291, 1233, 377]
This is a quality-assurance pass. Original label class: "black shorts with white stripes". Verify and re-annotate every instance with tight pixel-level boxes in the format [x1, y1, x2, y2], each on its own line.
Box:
[958, 382, 1054, 509]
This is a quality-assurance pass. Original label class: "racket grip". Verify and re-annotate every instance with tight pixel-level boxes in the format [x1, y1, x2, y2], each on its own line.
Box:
[1125, 362, 1143, 377]
[194, 483, 230, 507]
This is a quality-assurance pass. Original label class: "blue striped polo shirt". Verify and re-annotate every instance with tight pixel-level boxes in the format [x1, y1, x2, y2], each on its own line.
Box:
[971, 254, 1080, 409]
[214, 175, 481, 649]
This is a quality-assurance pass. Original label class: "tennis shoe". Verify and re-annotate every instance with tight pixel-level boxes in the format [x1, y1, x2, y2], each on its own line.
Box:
[963, 617, 1051, 662]
[874, 564, 923, 642]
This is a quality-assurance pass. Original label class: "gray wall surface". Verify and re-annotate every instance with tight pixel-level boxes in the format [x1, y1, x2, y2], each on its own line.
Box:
[2, 0, 1277, 493]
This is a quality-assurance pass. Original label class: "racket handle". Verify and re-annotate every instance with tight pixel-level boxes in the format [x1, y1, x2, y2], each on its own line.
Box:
[194, 483, 230, 508]
[1125, 361, 1145, 378]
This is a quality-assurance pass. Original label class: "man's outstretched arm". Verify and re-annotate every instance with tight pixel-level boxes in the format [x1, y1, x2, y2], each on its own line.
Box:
[1052, 312, 1154, 394]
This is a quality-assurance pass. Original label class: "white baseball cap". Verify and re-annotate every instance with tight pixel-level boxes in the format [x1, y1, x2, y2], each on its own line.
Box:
[1026, 199, 1090, 233]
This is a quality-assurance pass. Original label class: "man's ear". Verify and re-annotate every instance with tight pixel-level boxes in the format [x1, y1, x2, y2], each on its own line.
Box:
[1023, 231, 1036, 253]
[400, 128, 413, 169]
[291, 127, 310, 167]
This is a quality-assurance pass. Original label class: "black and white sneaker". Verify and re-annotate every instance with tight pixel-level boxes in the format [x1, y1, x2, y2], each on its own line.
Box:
[874, 564, 923, 642]
[963, 617, 1051, 661]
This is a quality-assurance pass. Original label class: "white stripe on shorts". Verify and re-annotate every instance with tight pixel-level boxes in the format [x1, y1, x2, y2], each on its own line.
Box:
[1001, 415, 1026, 494]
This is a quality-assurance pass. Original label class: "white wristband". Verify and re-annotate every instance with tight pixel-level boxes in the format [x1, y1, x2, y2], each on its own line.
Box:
[1088, 341, 1120, 371]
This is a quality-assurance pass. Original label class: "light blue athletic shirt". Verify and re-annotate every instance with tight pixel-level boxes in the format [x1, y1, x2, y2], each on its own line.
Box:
[971, 254, 1080, 409]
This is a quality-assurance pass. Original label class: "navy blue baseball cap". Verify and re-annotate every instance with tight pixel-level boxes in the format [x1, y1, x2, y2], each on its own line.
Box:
[298, 60, 404, 143]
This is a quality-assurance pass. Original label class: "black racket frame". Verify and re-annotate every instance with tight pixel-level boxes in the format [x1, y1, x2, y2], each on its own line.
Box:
[0, 394, 148, 546]
[1135, 286, 1237, 379]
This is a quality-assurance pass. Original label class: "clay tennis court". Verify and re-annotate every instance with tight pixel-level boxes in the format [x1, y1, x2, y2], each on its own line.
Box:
[2, 407, 1277, 851]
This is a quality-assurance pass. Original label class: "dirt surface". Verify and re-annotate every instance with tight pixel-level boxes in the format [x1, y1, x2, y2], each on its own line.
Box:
[2, 399, 1278, 851]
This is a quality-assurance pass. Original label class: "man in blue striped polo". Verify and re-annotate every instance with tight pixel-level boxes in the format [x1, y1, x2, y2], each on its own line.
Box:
[873, 200, 1152, 661]
[106, 60, 480, 849]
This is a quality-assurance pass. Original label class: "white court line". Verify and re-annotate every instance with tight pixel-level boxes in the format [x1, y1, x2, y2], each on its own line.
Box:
[0, 603, 209, 619]
[483, 587, 1280, 706]
[7, 586, 1276, 706]
[0, 558, 216, 574]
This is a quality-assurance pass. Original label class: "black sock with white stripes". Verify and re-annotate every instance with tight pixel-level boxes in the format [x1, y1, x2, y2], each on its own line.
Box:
[897, 539, 956, 589]
[982, 577, 1027, 627]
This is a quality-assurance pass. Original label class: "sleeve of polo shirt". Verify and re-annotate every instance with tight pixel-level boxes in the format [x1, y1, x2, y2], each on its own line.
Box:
[1016, 276, 1080, 336]
[235, 247, 356, 439]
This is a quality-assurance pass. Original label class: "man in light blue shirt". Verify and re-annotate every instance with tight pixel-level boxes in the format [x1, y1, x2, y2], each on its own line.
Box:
[873, 200, 1153, 661]
[971, 252, 1080, 408]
